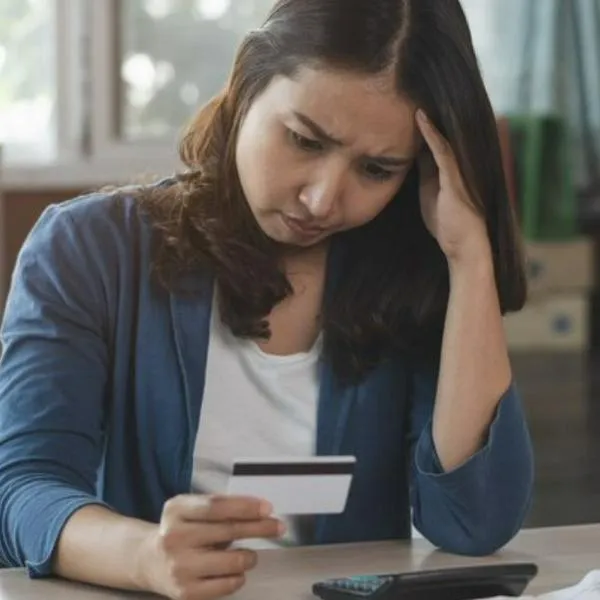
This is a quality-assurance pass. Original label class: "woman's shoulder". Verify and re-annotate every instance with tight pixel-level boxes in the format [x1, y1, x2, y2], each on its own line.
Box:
[11, 178, 180, 305]
[41, 177, 174, 238]
[24, 177, 177, 261]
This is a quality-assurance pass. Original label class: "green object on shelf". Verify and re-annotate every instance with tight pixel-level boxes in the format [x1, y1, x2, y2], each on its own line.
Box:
[508, 115, 577, 241]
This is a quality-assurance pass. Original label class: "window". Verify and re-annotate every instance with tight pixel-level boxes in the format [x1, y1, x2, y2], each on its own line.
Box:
[119, 0, 275, 142]
[0, 0, 57, 163]
[461, 0, 531, 114]
[2, 0, 574, 187]
[1, 0, 276, 179]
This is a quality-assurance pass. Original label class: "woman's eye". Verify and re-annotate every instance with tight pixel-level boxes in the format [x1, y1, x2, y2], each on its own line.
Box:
[362, 163, 395, 181]
[290, 130, 324, 152]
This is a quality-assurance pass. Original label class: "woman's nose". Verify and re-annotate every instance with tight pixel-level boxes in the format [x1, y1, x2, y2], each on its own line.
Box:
[298, 168, 345, 220]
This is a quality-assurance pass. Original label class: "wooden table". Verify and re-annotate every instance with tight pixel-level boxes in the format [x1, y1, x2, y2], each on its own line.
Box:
[0, 525, 598, 599]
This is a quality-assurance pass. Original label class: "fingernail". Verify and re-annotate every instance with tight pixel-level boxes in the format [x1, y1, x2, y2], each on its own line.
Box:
[417, 109, 427, 122]
[277, 521, 287, 536]
[259, 501, 273, 517]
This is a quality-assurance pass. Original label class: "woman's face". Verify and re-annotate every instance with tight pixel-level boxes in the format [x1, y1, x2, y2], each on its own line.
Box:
[235, 66, 420, 247]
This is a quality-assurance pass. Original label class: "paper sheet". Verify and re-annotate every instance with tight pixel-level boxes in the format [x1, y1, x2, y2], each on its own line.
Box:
[487, 570, 600, 600]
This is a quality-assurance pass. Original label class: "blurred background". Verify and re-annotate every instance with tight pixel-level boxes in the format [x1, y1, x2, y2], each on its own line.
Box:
[0, 0, 599, 530]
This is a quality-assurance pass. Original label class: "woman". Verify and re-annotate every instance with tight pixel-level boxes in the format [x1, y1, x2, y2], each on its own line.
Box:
[0, 0, 533, 598]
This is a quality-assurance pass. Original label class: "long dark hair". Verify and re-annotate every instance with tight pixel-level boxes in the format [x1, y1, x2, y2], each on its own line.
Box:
[139, 0, 526, 382]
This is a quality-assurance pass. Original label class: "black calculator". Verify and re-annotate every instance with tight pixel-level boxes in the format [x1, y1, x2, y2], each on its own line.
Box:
[312, 563, 538, 600]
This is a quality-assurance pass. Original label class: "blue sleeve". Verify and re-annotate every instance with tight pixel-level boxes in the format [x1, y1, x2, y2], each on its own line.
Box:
[408, 365, 534, 556]
[0, 204, 112, 576]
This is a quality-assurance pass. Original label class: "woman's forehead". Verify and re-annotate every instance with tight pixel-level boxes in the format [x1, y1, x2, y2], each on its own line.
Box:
[262, 67, 418, 156]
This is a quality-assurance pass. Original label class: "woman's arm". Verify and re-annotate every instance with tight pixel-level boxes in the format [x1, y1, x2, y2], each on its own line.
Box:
[54, 497, 281, 598]
[432, 243, 511, 471]
[408, 253, 533, 555]
[0, 201, 282, 597]
[0, 204, 113, 573]
[414, 109, 515, 471]
[53, 506, 156, 591]
[407, 111, 533, 556]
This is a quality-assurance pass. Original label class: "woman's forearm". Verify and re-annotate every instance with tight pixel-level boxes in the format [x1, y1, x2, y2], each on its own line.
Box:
[53, 505, 157, 592]
[432, 246, 512, 471]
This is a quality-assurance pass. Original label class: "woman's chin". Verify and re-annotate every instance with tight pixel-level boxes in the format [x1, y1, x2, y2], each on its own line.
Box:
[278, 230, 328, 248]
[258, 219, 327, 247]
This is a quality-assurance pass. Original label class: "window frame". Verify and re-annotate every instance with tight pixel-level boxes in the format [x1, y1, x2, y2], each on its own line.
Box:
[89, 0, 180, 163]
[4, 0, 179, 189]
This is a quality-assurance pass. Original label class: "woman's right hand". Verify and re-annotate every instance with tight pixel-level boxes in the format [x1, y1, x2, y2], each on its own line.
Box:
[137, 494, 284, 599]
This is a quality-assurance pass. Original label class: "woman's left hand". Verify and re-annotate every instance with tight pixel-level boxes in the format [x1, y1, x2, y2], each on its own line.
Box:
[415, 109, 491, 266]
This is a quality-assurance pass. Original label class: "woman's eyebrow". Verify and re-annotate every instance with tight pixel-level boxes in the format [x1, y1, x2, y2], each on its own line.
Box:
[293, 111, 414, 166]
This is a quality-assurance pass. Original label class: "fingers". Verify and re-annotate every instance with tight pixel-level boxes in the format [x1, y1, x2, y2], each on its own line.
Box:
[416, 110, 455, 175]
[418, 147, 437, 177]
[170, 549, 258, 580]
[164, 495, 273, 524]
[160, 518, 284, 549]
[161, 495, 284, 545]
[156, 496, 279, 599]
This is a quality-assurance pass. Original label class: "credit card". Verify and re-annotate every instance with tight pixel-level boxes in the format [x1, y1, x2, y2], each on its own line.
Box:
[227, 456, 356, 515]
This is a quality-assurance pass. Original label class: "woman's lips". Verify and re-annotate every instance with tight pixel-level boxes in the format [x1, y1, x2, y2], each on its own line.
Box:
[281, 214, 327, 237]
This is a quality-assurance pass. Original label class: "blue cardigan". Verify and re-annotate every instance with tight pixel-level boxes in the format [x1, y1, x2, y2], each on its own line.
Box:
[0, 189, 533, 577]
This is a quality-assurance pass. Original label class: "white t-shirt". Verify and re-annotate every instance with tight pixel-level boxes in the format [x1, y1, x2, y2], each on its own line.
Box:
[191, 298, 321, 548]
